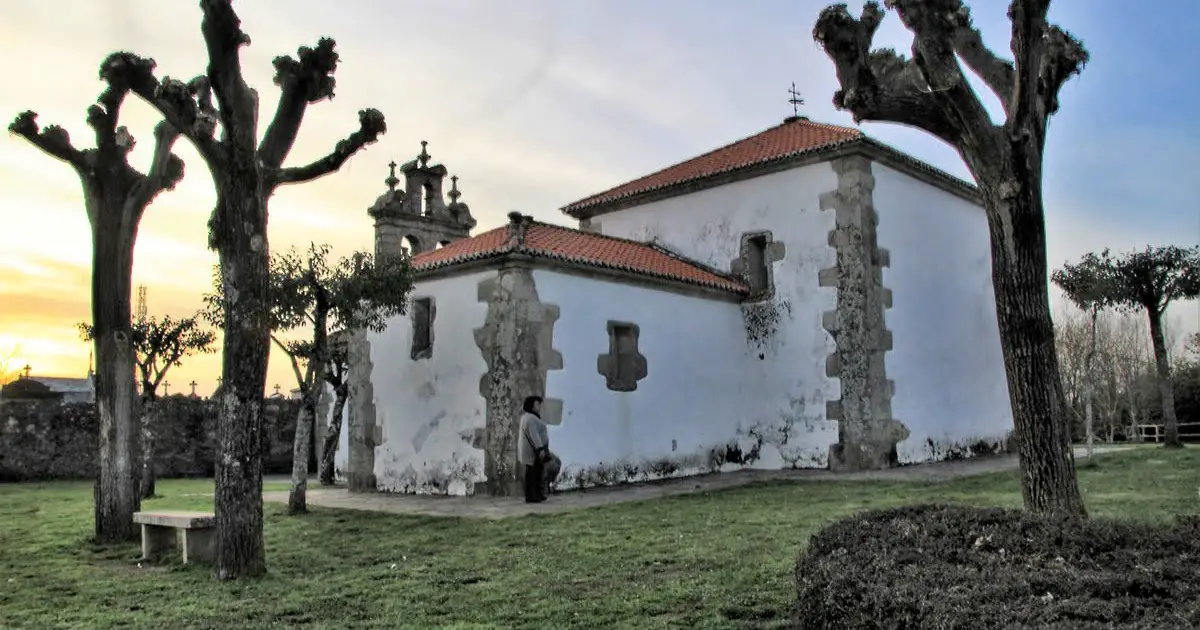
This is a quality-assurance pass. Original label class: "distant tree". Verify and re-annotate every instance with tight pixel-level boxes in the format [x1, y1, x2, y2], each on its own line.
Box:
[1076, 246, 1200, 448]
[205, 244, 411, 514]
[1186, 333, 1200, 359]
[113, 0, 387, 577]
[812, 0, 1090, 517]
[81, 314, 216, 498]
[318, 337, 350, 486]
[1053, 255, 1113, 457]
[9, 58, 185, 543]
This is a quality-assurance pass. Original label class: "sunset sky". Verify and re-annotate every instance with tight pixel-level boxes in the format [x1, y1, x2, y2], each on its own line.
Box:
[2, 0, 1197, 395]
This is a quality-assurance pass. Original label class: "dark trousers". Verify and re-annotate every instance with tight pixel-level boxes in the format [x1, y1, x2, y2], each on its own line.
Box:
[523, 462, 545, 501]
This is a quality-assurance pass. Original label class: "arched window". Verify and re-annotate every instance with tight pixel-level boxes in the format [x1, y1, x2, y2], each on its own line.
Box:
[402, 234, 422, 255]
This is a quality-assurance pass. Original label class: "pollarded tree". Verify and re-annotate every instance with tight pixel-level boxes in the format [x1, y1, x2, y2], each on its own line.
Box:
[1084, 246, 1200, 448]
[318, 337, 349, 486]
[9, 60, 185, 543]
[813, 0, 1089, 517]
[1052, 255, 1113, 457]
[81, 313, 216, 498]
[205, 244, 412, 514]
[108, 0, 387, 577]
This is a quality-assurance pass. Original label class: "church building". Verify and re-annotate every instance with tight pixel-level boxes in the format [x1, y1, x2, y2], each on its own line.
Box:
[336, 115, 1014, 496]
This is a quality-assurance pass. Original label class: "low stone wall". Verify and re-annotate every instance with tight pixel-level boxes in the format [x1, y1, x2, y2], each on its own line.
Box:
[0, 396, 305, 481]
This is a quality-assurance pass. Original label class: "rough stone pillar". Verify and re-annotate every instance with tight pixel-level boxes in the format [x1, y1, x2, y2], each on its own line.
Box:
[374, 220, 407, 260]
[818, 156, 908, 471]
[345, 328, 380, 491]
[472, 260, 563, 496]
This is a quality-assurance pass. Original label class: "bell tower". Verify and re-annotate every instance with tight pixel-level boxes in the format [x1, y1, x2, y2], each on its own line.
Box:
[368, 141, 477, 258]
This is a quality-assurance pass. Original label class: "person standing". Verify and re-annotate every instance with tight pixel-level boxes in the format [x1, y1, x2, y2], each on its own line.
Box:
[518, 395, 549, 503]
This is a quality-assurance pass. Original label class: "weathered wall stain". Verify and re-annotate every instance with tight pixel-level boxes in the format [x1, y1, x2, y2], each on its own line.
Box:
[409, 411, 445, 453]
[554, 417, 826, 491]
[741, 298, 794, 359]
[376, 451, 480, 495]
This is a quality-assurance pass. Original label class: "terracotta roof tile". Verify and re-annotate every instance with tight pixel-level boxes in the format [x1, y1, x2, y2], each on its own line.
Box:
[562, 117, 862, 214]
[410, 220, 747, 294]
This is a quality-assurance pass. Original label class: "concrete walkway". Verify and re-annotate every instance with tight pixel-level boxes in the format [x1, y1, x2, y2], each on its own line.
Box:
[262, 446, 1131, 520]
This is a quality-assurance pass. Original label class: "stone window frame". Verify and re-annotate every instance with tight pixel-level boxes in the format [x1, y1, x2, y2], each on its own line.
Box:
[730, 230, 785, 302]
[597, 320, 648, 392]
[410, 297, 435, 361]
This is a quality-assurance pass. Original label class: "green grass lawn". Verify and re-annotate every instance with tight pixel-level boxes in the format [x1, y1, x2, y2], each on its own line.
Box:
[0, 448, 1196, 630]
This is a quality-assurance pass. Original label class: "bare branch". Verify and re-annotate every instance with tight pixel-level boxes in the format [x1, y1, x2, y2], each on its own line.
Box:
[272, 334, 306, 390]
[1007, 0, 1050, 139]
[130, 121, 185, 210]
[8, 111, 90, 173]
[812, 3, 962, 146]
[272, 108, 386, 187]
[198, 0, 256, 151]
[101, 52, 223, 167]
[883, 0, 995, 138]
[87, 72, 133, 157]
[258, 38, 341, 169]
[1039, 25, 1088, 116]
[948, 3, 1015, 113]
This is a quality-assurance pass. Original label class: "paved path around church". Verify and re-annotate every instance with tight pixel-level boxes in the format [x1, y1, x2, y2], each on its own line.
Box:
[262, 446, 1132, 520]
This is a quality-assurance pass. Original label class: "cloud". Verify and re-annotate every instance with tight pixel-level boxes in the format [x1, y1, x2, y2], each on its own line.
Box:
[2, 0, 1196, 388]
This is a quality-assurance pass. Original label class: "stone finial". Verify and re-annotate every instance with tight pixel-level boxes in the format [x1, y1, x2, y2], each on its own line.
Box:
[417, 141, 431, 168]
[446, 175, 477, 230]
[385, 161, 399, 191]
[507, 211, 529, 247]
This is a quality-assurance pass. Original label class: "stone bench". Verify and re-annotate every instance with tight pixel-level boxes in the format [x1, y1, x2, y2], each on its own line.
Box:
[133, 511, 216, 565]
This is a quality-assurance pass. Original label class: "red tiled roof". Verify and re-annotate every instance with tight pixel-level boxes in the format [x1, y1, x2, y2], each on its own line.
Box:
[561, 117, 863, 215]
[410, 219, 747, 293]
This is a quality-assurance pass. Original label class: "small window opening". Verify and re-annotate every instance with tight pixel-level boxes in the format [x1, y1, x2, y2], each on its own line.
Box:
[746, 234, 769, 293]
[411, 298, 433, 360]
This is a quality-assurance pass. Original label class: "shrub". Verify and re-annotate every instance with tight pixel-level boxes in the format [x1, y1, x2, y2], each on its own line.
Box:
[793, 504, 1200, 629]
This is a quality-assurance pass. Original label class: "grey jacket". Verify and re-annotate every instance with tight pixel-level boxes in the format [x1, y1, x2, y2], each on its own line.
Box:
[517, 412, 548, 466]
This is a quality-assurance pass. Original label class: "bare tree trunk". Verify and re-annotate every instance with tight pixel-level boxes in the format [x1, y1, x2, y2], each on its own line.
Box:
[139, 397, 157, 499]
[1082, 385, 1094, 458]
[977, 170, 1086, 517]
[212, 190, 270, 579]
[1083, 312, 1098, 458]
[1127, 388, 1140, 442]
[91, 219, 141, 543]
[1147, 309, 1182, 448]
[318, 387, 349, 486]
[288, 397, 316, 514]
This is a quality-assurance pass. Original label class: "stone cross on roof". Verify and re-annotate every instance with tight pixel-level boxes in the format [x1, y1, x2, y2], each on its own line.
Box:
[788, 82, 805, 117]
[385, 161, 399, 191]
[417, 141, 431, 168]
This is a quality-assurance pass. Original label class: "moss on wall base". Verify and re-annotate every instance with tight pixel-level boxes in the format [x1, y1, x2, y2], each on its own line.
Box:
[555, 418, 831, 492]
[376, 453, 483, 495]
[907, 432, 1016, 463]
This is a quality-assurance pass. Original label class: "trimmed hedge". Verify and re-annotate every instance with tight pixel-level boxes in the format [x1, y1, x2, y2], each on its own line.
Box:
[0, 396, 305, 481]
[794, 504, 1200, 629]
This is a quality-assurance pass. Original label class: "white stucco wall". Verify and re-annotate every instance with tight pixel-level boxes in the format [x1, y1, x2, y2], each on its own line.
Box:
[365, 271, 493, 494]
[872, 164, 1014, 462]
[577, 163, 842, 477]
[536, 269, 835, 489]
